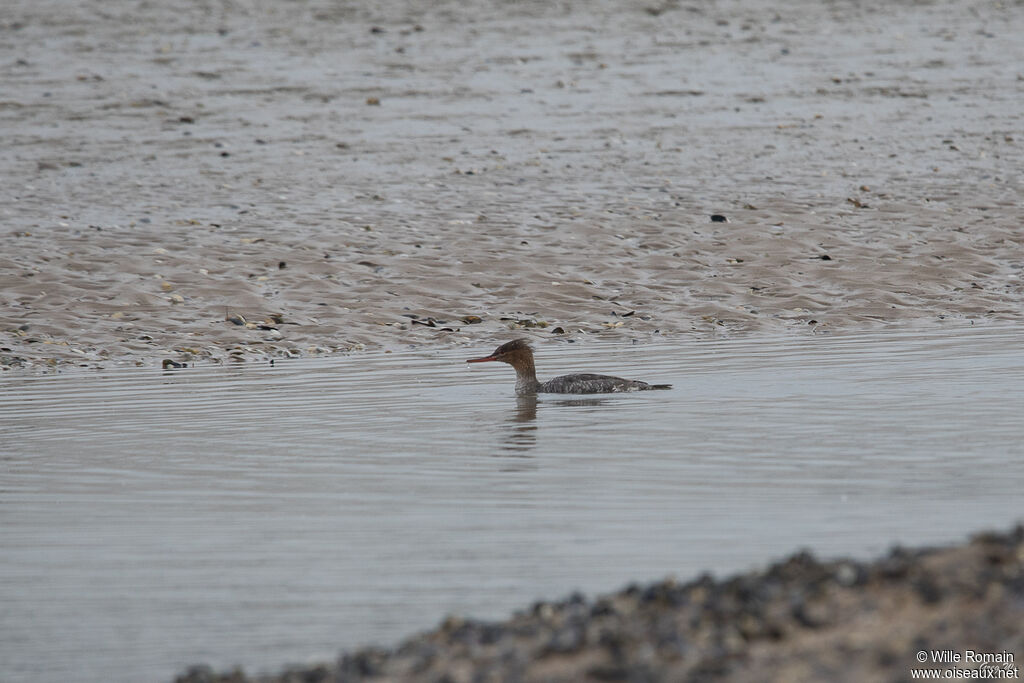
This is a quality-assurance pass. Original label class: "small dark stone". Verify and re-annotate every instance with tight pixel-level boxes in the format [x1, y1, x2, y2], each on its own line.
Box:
[545, 624, 585, 653]
[339, 649, 386, 676]
[914, 577, 943, 604]
[478, 623, 505, 645]
[790, 600, 820, 628]
[710, 214, 728, 222]
[587, 664, 631, 681]
[173, 665, 216, 683]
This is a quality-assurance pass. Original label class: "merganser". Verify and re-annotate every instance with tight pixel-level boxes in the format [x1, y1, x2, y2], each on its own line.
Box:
[466, 339, 672, 395]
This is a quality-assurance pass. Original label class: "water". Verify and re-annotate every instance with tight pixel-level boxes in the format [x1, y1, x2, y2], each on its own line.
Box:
[2, 326, 1023, 683]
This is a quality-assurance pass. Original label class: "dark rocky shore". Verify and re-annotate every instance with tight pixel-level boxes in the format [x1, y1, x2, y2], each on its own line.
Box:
[178, 526, 1024, 683]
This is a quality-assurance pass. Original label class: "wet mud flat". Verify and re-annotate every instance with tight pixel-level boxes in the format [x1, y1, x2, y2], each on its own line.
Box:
[177, 527, 1024, 683]
[2, 0, 1023, 371]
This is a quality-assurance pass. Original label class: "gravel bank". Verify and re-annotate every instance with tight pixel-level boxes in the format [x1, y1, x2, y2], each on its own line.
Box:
[176, 526, 1024, 683]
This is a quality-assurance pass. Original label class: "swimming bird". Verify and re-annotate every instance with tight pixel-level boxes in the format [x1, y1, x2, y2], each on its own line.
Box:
[466, 339, 671, 395]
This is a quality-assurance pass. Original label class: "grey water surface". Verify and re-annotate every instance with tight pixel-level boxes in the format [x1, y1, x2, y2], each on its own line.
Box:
[2, 326, 1023, 683]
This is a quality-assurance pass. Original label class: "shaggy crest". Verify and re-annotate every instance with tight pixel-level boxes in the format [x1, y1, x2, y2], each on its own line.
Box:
[491, 338, 532, 356]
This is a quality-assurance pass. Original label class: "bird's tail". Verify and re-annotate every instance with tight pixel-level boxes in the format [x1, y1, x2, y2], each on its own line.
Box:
[649, 384, 672, 390]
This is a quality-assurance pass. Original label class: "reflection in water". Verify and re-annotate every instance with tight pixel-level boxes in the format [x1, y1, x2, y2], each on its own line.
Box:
[549, 397, 609, 409]
[499, 395, 538, 455]
[513, 395, 538, 423]
[497, 395, 612, 456]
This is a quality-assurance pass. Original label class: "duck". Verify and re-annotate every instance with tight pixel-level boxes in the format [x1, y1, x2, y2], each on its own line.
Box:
[466, 339, 671, 395]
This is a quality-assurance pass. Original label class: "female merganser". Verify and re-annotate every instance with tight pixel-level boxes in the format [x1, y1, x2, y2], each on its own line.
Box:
[466, 339, 671, 395]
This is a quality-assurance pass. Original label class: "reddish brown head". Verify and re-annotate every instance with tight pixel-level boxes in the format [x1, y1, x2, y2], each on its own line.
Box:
[466, 339, 535, 367]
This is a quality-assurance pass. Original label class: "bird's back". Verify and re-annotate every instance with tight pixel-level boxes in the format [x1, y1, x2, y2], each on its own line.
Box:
[540, 373, 671, 394]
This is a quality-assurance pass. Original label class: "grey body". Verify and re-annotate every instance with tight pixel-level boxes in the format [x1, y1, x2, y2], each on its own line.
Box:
[537, 373, 666, 395]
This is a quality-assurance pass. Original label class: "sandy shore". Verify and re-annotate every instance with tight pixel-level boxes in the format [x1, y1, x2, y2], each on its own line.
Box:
[176, 527, 1024, 683]
[2, 0, 1022, 371]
